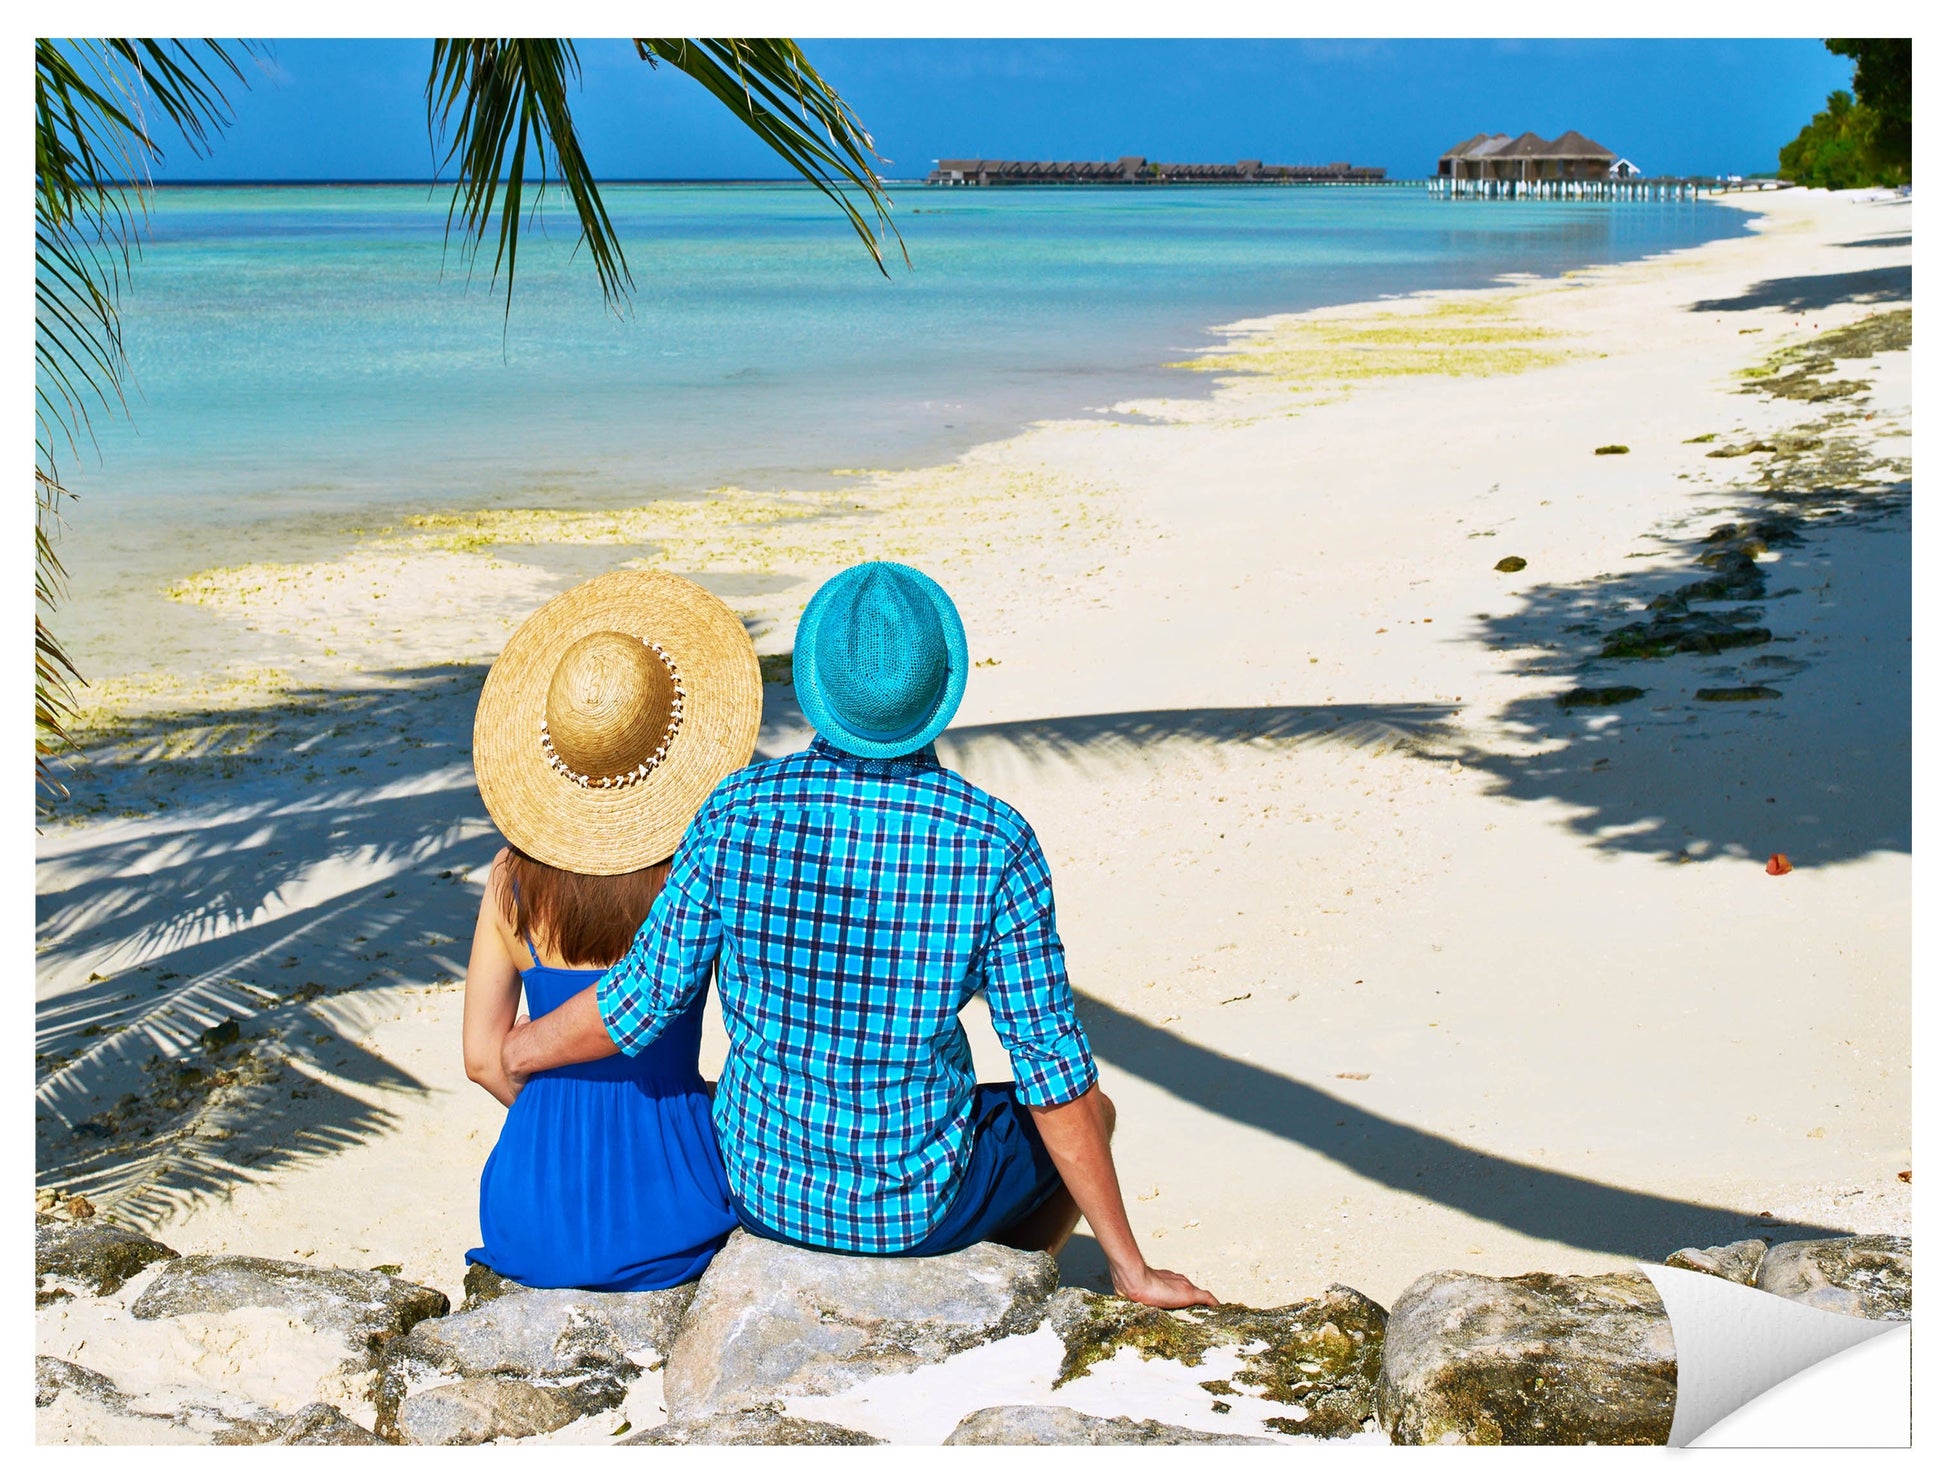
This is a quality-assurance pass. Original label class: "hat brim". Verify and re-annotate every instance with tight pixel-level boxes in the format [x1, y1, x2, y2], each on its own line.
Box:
[473, 571, 761, 874]
[793, 563, 968, 759]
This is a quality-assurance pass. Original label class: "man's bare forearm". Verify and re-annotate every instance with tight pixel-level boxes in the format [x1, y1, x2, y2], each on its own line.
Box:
[1029, 1085, 1216, 1309]
[501, 986, 618, 1085]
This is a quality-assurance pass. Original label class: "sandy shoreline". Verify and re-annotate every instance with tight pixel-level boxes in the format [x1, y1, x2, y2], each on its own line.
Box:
[37, 186, 1910, 1354]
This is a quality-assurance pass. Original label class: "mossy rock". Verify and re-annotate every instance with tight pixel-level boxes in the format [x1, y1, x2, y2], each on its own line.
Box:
[1557, 686, 1646, 709]
[1683, 433, 1718, 444]
[1047, 1285, 1386, 1438]
[1600, 611, 1771, 660]
[460, 1260, 527, 1311]
[36, 1218, 179, 1303]
[1493, 556, 1527, 574]
[1594, 444, 1630, 455]
[1695, 686, 1782, 702]
[1379, 1270, 1675, 1445]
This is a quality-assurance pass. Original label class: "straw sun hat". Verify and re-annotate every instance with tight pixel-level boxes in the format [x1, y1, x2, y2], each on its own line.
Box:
[473, 571, 762, 875]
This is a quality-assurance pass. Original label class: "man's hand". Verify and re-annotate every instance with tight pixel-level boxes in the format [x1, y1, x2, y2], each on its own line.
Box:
[1113, 1263, 1218, 1310]
[1027, 1085, 1216, 1310]
[498, 1014, 531, 1101]
[500, 986, 619, 1086]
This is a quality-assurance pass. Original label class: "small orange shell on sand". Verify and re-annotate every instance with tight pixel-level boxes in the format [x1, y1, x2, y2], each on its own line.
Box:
[1767, 853, 1793, 876]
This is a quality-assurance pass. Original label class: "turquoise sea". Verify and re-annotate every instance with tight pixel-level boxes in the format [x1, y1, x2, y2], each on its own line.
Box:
[54, 183, 1744, 668]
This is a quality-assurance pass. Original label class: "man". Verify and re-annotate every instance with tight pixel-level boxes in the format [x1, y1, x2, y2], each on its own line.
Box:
[503, 560, 1214, 1308]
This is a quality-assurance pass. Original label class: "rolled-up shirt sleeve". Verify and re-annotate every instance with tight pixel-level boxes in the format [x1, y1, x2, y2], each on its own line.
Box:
[980, 830, 1098, 1107]
[595, 839, 720, 1055]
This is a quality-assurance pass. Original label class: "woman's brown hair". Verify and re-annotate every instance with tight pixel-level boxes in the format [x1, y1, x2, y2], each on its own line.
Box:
[494, 846, 671, 968]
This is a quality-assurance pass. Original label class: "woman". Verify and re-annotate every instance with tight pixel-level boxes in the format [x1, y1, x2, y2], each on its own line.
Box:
[461, 569, 763, 1290]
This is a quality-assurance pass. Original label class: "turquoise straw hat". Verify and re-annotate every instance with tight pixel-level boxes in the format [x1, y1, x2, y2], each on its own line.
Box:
[793, 562, 968, 758]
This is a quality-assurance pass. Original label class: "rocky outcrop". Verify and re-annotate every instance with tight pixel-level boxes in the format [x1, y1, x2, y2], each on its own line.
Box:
[660, 1231, 1057, 1421]
[945, 1404, 1277, 1445]
[373, 1283, 694, 1441]
[35, 1223, 1911, 1447]
[130, 1255, 449, 1358]
[622, 1406, 885, 1445]
[36, 1356, 129, 1412]
[1665, 1239, 1769, 1286]
[1048, 1285, 1387, 1438]
[1378, 1270, 1676, 1445]
[214, 1403, 389, 1445]
[1756, 1235, 1911, 1321]
[36, 1217, 178, 1305]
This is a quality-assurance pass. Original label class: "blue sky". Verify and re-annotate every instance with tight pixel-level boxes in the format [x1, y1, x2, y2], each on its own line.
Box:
[149, 38, 1854, 183]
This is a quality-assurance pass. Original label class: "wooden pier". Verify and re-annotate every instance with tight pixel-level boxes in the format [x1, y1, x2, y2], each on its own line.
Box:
[1426, 176, 1790, 202]
[926, 156, 1385, 186]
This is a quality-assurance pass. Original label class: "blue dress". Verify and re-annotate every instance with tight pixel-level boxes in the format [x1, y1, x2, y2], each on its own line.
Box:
[467, 940, 735, 1291]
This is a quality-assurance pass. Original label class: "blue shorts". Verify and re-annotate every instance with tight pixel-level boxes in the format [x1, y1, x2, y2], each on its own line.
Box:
[732, 1083, 1066, 1257]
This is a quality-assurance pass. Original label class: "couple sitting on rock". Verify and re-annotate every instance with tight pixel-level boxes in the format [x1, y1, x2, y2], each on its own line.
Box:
[462, 562, 1214, 1310]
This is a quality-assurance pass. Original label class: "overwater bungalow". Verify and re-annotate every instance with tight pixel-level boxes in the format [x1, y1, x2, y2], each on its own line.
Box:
[1437, 131, 1626, 184]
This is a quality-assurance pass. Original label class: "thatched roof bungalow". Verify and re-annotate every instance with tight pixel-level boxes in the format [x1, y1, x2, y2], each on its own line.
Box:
[1437, 130, 1623, 183]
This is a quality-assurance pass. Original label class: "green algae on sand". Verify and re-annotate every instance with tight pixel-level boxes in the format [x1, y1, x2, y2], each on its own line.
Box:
[1174, 298, 1569, 394]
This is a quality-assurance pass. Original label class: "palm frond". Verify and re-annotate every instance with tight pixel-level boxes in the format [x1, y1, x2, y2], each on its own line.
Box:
[635, 39, 904, 275]
[428, 39, 631, 315]
[427, 37, 905, 317]
[34, 39, 251, 795]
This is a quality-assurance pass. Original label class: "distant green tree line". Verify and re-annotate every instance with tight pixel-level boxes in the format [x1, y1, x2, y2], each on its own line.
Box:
[1779, 39, 1911, 188]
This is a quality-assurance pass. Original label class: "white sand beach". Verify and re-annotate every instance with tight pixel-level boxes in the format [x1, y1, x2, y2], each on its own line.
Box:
[37, 183, 1910, 1404]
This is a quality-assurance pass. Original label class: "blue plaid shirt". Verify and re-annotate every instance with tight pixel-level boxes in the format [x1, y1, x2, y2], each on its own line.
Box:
[593, 736, 1097, 1254]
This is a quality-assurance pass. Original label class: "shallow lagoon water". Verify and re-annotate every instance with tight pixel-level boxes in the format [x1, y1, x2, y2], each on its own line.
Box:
[52, 182, 1743, 674]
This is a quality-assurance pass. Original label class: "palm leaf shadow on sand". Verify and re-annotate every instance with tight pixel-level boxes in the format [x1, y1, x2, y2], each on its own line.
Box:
[1073, 991, 1847, 1253]
[1449, 478, 1909, 867]
[37, 663, 499, 1225]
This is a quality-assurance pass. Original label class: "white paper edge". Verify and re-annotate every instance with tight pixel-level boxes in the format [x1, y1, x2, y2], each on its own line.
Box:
[1641, 1262, 1909, 1446]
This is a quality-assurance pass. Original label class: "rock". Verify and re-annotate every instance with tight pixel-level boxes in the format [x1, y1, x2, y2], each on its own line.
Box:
[1048, 1286, 1387, 1439]
[1665, 1239, 1769, 1286]
[622, 1406, 885, 1445]
[1557, 686, 1646, 709]
[661, 1230, 1057, 1422]
[130, 1255, 448, 1357]
[1600, 610, 1771, 660]
[460, 1260, 526, 1311]
[1494, 556, 1527, 573]
[1652, 557, 1768, 609]
[374, 1284, 693, 1437]
[214, 1403, 390, 1445]
[1594, 445, 1629, 455]
[391, 1377, 590, 1446]
[945, 1404, 1277, 1445]
[1378, 1270, 1676, 1445]
[1756, 1235, 1911, 1320]
[393, 1283, 695, 1375]
[36, 1356, 129, 1411]
[1696, 686, 1782, 703]
[36, 1217, 178, 1303]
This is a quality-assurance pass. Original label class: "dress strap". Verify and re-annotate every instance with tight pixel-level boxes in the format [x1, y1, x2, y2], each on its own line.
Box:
[506, 873, 545, 969]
